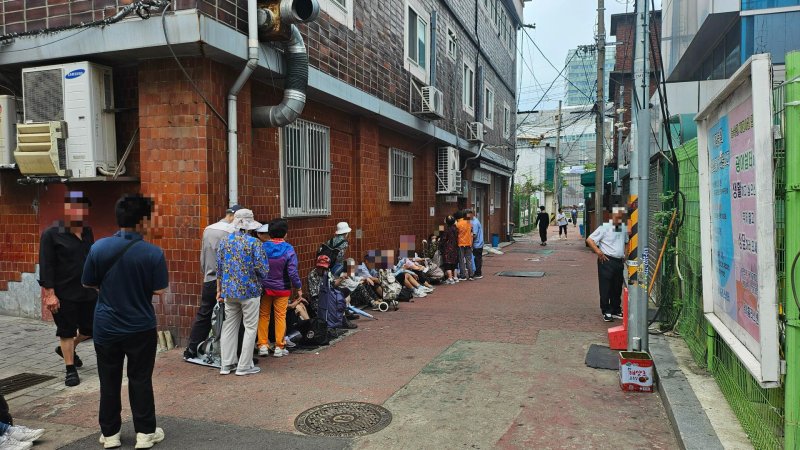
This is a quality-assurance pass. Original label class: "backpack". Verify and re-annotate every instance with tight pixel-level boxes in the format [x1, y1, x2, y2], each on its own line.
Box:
[303, 317, 330, 346]
[398, 287, 415, 302]
[423, 260, 445, 281]
[379, 269, 402, 301]
[318, 271, 346, 329]
[317, 238, 344, 265]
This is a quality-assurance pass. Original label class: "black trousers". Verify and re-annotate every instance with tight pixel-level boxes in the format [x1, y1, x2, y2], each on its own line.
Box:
[187, 281, 217, 352]
[95, 328, 158, 436]
[538, 226, 548, 242]
[559, 225, 567, 236]
[597, 257, 624, 315]
[472, 248, 483, 276]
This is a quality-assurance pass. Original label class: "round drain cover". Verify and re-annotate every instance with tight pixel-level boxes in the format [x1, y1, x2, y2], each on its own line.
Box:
[294, 401, 392, 437]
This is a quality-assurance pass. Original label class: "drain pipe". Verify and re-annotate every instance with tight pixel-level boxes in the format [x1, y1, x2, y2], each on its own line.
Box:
[227, 0, 260, 206]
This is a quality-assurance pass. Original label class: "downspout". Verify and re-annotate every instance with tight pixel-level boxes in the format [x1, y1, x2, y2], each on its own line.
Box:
[228, 0, 260, 206]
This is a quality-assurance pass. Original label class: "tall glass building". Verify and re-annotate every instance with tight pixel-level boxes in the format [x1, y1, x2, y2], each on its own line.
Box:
[564, 45, 617, 106]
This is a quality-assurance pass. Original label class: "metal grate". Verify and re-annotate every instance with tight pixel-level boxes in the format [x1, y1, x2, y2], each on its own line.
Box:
[496, 271, 545, 278]
[282, 119, 331, 217]
[389, 148, 413, 202]
[0, 373, 56, 395]
[24, 69, 64, 122]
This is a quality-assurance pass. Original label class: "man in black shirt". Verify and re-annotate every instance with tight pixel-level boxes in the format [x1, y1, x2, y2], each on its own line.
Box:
[39, 191, 96, 387]
[533, 205, 551, 246]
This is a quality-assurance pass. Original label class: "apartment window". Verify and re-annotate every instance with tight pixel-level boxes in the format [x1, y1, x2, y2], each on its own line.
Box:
[503, 103, 511, 138]
[281, 119, 331, 217]
[463, 62, 475, 114]
[484, 83, 495, 128]
[389, 148, 414, 202]
[319, 0, 353, 29]
[405, 1, 430, 82]
[447, 27, 457, 60]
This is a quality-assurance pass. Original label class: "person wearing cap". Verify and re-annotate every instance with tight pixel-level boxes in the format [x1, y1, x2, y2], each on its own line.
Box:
[307, 255, 331, 316]
[256, 219, 303, 358]
[183, 205, 240, 360]
[321, 222, 351, 276]
[216, 209, 269, 376]
[39, 191, 96, 387]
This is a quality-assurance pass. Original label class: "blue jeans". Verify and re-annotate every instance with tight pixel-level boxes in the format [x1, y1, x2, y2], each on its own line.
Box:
[0, 421, 10, 435]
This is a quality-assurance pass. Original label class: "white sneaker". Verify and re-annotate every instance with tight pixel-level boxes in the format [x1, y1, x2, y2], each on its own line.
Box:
[272, 348, 289, 357]
[421, 286, 434, 293]
[284, 337, 296, 348]
[413, 289, 427, 298]
[235, 366, 262, 376]
[99, 431, 122, 449]
[258, 345, 270, 356]
[7, 425, 45, 442]
[0, 435, 33, 450]
[134, 427, 164, 449]
[219, 364, 236, 375]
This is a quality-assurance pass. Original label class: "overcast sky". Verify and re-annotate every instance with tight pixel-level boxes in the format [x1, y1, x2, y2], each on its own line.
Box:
[517, 0, 660, 111]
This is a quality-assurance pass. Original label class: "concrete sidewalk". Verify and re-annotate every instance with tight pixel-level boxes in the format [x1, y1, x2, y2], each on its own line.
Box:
[2, 227, 687, 449]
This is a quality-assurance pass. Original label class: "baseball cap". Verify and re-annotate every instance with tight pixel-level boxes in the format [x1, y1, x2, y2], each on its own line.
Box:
[226, 204, 243, 214]
[315, 255, 331, 268]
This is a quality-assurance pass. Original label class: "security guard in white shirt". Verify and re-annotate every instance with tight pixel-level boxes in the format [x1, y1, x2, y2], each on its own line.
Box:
[585, 207, 629, 322]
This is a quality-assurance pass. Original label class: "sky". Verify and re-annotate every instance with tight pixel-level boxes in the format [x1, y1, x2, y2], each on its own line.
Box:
[517, 0, 661, 112]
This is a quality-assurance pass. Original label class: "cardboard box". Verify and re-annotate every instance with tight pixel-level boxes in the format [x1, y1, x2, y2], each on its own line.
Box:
[619, 351, 654, 393]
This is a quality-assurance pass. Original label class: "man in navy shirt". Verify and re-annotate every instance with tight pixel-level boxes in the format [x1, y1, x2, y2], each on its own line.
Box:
[82, 194, 169, 450]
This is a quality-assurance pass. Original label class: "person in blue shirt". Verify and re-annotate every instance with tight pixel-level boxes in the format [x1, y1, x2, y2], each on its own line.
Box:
[468, 210, 484, 279]
[82, 194, 169, 450]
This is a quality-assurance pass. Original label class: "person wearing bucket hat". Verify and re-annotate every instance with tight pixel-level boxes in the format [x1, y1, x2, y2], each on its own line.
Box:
[216, 209, 269, 376]
[318, 222, 351, 277]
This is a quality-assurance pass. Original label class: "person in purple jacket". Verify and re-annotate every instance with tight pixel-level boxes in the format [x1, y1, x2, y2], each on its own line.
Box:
[256, 219, 303, 358]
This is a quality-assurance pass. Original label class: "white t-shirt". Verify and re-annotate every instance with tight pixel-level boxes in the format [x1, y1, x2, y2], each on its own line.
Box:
[556, 213, 568, 226]
[588, 223, 629, 258]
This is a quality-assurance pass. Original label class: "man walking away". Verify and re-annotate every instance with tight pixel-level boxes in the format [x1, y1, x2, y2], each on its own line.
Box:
[571, 206, 578, 228]
[216, 209, 268, 376]
[534, 206, 550, 246]
[468, 210, 484, 279]
[82, 194, 169, 449]
[585, 207, 629, 322]
[39, 191, 96, 387]
[455, 210, 473, 280]
[184, 205, 239, 360]
[556, 208, 568, 240]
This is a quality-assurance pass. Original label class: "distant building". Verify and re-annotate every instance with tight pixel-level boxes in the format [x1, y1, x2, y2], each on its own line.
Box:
[564, 45, 617, 107]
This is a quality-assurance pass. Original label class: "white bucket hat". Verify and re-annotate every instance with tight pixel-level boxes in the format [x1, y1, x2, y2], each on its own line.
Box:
[255, 223, 269, 233]
[335, 221, 351, 235]
[232, 209, 262, 231]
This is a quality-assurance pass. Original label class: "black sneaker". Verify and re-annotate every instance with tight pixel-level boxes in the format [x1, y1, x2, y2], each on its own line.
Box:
[603, 313, 613, 322]
[183, 348, 197, 360]
[65, 370, 80, 387]
[342, 319, 358, 330]
[56, 346, 83, 368]
[612, 312, 624, 319]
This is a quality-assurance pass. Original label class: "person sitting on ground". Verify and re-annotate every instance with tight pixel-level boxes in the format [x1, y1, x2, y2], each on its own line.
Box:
[392, 256, 432, 298]
[340, 258, 381, 309]
[356, 255, 383, 298]
[321, 222, 351, 276]
[0, 393, 45, 450]
[307, 255, 331, 316]
[257, 219, 302, 358]
[438, 216, 459, 284]
[398, 256, 436, 289]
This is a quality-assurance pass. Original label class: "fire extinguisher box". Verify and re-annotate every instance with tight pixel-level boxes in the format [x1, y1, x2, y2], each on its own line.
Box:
[619, 351, 655, 393]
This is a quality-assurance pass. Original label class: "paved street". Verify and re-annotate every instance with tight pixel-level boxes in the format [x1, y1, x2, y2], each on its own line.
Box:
[1, 227, 678, 449]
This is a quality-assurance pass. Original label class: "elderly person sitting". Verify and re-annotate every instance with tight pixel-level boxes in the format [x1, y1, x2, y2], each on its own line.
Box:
[338, 258, 382, 310]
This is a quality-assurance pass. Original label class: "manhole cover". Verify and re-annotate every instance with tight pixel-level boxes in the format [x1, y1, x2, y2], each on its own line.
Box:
[0, 373, 56, 395]
[295, 402, 392, 437]
[497, 271, 545, 278]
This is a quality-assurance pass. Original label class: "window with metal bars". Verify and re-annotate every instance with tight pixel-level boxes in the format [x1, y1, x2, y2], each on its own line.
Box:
[389, 148, 414, 202]
[281, 119, 331, 217]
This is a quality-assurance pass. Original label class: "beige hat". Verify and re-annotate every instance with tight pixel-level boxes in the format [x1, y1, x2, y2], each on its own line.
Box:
[336, 221, 351, 235]
[232, 209, 262, 231]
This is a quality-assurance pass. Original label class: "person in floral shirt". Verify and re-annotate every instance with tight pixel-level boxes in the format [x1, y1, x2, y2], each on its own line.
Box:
[216, 209, 268, 376]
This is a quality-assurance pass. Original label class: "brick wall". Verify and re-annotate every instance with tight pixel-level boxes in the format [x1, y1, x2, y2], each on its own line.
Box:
[0, 174, 38, 292]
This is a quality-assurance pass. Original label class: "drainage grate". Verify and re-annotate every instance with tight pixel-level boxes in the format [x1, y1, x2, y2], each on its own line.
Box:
[496, 271, 545, 278]
[295, 402, 392, 437]
[0, 373, 56, 395]
[510, 249, 554, 255]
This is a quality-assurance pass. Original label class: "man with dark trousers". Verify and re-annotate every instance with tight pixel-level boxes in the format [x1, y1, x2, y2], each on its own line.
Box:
[533, 206, 550, 246]
[468, 210, 484, 279]
[585, 207, 629, 323]
[82, 194, 169, 449]
[183, 205, 239, 360]
[39, 191, 96, 387]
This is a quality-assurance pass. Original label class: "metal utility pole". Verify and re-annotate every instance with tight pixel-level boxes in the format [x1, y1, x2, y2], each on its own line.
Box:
[594, 0, 606, 230]
[628, 0, 650, 352]
[553, 100, 563, 212]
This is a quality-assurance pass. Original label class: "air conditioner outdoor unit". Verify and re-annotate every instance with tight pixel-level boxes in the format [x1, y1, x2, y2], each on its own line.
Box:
[416, 85, 445, 120]
[436, 146, 462, 194]
[0, 95, 20, 167]
[22, 61, 117, 178]
[14, 121, 68, 176]
[467, 121, 484, 142]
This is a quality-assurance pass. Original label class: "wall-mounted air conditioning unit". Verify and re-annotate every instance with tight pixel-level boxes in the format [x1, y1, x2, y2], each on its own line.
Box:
[436, 146, 462, 194]
[413, 85, 445, 120]
[467, 121, 484, 142]
[14, 121, 68, 176]
[0, 95, 20, 167]
[22, 61, 117, 178]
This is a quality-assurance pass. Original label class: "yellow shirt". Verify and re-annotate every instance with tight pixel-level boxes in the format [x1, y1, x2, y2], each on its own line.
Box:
[456, 219, 473, 247]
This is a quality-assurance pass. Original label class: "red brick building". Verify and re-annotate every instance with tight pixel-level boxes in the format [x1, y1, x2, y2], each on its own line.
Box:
[0, 0, 523, 342]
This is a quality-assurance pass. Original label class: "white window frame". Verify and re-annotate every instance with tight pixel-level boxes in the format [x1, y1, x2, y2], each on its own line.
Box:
[389, 148, 414, 202]
[484, 82, 495, 129]
[404, 0, 430, 84]
[280, 119, 332, 217]
[462, 61, 475, 115]
[446, 26, 457, 61]
[318, 0, 354, 30]
[503, 102, 511, 138]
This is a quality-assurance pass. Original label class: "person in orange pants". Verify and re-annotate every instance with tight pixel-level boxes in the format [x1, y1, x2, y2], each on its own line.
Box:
[256, 219, 303, 357]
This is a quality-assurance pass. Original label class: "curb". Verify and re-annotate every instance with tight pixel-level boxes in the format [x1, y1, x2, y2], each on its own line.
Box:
[650, 334, 724, 450]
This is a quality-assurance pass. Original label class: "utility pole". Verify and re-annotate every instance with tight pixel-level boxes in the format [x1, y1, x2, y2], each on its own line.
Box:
[628, 0, 650, 352]
[553, 100, 563, 212]
[594, 0, 606, 230]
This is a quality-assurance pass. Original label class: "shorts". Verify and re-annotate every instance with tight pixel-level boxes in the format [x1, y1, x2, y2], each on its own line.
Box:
[53, 300, 96, 338]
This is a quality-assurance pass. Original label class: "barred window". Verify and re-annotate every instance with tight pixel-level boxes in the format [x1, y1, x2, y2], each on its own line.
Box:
[282, 119, 331, 217]
[389, 148, 414, 202]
